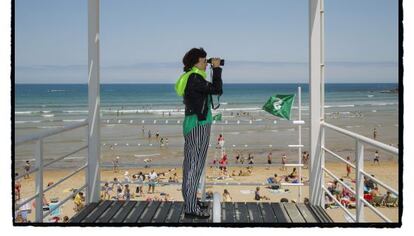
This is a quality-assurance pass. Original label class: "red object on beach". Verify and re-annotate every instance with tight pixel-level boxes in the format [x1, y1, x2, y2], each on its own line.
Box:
[364, 194, 373, 202]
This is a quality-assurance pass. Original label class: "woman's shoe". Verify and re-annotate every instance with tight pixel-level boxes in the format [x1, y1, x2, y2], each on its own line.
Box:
[197, 201, 209, 209]
[184, 209, 210, 219]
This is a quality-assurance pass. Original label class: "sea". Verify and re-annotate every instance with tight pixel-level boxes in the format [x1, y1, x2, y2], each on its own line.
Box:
[14, 83, 399, 168]
[15, 83, 398, 125]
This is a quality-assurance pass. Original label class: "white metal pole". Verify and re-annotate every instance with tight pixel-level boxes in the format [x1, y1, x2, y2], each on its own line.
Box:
[87, 0, 101, 203]
[298, 86, 302, 202]
[309, 0, 324, 206]
[356, 140, 365, 222]
[35, 139, 44, 222]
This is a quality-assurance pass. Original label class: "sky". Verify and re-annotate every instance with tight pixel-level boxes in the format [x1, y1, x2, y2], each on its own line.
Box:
[15, 0, 398, 83]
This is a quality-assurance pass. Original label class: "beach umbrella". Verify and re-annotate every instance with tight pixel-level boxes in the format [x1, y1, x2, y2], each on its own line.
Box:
[262, 94, 295, 120]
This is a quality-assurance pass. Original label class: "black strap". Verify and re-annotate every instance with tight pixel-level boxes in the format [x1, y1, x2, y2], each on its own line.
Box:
[209, 66, 221, 110]
[210, 94, 220, 110]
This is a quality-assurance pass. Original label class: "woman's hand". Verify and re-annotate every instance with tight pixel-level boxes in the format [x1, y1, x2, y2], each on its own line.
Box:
[211, 58, 221, 68]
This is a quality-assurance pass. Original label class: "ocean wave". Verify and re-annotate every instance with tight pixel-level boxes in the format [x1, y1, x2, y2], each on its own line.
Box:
[42, 114, 55, 118]
[63, 110, 88, 113]
[15, 120, 42, 124]
[48, 89, 65, 92]
[15, 111, 40, 115]
[39, 126, 64, 129]
[63, 119, 86, 122]
[134, 153, 160, 158]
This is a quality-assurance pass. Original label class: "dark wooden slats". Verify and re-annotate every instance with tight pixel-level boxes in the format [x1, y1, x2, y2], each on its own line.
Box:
[222, 202, 235, 223]
[165, 202, 183, 223]
[124, 201, 148, 223]
[138, 201, 161, 223]
[96, 201, 124, 223]
[271, 203, 291, 223]
[283, 203, 306, 223]
[151, 202, 173, 223]
[233, 202, 249, 223]
[246, 202, 263, 223]
[314, 205, 333, 223]
[69, 202, 99, 223]
[259, 203, 278, 223]
[82, 201, 113, 223]
[296, 203, 319, 223]
[110, 201, 137, 223]
[70, 201, 333, 224]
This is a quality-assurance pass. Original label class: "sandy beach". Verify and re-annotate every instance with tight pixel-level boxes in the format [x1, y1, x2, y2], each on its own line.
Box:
[15, 158, 398, 223]
[14, 84, 400, 224]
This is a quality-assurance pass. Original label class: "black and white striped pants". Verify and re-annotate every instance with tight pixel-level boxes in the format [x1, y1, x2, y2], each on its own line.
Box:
[182, 123, 211, 214]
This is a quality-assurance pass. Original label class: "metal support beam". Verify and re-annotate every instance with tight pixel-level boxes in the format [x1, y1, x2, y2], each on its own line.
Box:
[355, 141, 365, 222]
[87, 0, 101, 203]
[309, 0, 325, 206]
[34, 139, 44, 222]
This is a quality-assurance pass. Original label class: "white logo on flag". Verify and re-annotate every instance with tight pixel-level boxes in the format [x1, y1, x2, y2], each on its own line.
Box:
[273, 98, 283, 110]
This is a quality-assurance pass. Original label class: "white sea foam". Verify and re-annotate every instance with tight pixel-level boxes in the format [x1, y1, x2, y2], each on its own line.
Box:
[63, 119, 86, 122]
[39, 126, 64, 129]
[134, 153, 160, 158]
[63, 110, 88, 113]
[42, 114, 55, 118]
[16, 120, 42, 124]
[15, 111, 39, 115]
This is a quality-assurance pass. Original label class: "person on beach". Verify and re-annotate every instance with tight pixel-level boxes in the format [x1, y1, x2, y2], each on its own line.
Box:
[346, 156, 352, 178]
[142, 125, 145, 136]
[254, 187, 270, 201]
[373, 150, 380, 166]
[156, 131, 160, 140]
[280, 153, 287, 171]
[135, 172, 145, 196]
[373, 128, 377, 140]
[73, 192, 85, 212]
[217, 134, 224, 149]
[148, 130, 152, 139]
[288, 168, 298, 179]
[266, 152, 272, 169]
[223, 189, 232, 202]
[112, 177, 123, 192]
[235, 153, 240, 164]
[175, 48, 223, 218]
[101, 182, 111, 200]
[24, 160, 31, 179]
[124, 184, 131, 201]
[165, 137, 169, 147]
[148, 170, 158, 194]
[302, 151, 309, 169]
[112, 156, 120, 173]
[15, 173, 21, 201]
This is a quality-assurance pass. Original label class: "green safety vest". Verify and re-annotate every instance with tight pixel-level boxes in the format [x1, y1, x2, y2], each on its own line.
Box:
[175, 67, 213, 136]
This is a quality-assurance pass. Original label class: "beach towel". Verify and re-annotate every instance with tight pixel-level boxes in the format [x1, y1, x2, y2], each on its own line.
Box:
[240, 190, 254, 195]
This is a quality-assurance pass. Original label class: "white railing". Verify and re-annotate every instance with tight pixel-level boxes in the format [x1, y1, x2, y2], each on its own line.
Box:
[320, 122, 399, 223]
[15, 120, 89, 223]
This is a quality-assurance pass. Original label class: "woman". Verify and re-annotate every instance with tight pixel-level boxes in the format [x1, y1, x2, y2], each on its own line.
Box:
[223, 189, 232, 202]
[175, 48, 223, 218]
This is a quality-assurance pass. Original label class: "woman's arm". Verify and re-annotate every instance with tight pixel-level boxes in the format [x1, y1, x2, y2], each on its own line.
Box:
[189, 68, 223, 95]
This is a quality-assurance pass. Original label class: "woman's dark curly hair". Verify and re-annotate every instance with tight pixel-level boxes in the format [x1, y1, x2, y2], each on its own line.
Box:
[182, 47, 207, 72]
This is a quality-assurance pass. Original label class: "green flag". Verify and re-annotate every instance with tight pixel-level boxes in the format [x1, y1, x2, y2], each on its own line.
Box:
[262, 94, 295, 120]
[213, 113, 222, 121]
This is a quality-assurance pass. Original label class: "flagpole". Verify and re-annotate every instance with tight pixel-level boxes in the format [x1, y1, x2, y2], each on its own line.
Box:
[298, 86, 302, 202]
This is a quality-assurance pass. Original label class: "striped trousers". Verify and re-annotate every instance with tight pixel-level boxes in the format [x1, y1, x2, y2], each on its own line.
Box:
[182, 123, 211, 214]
